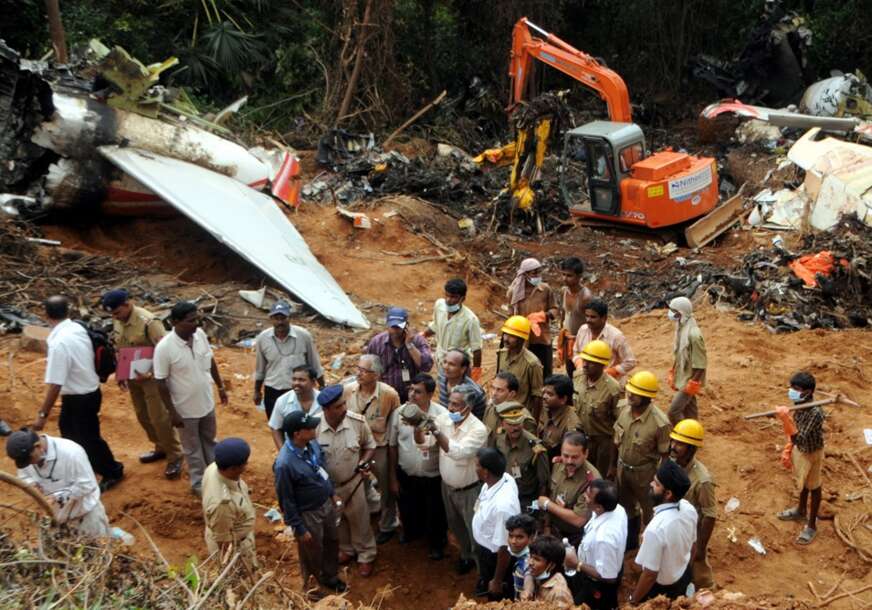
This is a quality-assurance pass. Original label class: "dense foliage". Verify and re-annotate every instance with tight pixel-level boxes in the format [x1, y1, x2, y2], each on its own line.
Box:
[1, 0, 870, 135]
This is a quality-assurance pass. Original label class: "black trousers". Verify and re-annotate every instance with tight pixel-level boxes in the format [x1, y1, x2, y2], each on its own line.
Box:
[263, 385, 290, 419]
[396, 468, 447, 552]
[642, 563, 693, 602]
[578, 573, 620, 610]
[59, 389, 123, 479]
[528, 343, 553, 379]
[476, 544, 515, 600]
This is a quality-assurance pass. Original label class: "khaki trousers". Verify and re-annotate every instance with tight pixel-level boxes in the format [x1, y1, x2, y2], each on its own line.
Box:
[617, 462, 657, 524]
[693, 556, 715, 589]
[337, 477, 377, 563]
[441, 481, 480, 565]
[373, 445, 398, 532]
[588, 435, 613, 478]
[128, 378, 182, 461]
[668, 391, 698, 426]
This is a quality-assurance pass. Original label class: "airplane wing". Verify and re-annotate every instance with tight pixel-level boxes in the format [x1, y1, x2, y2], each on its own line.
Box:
[99, 145, 370, 329]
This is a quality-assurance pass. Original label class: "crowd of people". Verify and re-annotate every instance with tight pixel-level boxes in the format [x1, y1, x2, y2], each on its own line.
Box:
[1, 257, 829, 607]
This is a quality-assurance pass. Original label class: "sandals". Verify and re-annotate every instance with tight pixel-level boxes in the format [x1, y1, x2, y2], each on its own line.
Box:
[776, 507, 804, 521]
[796, 526, 817, 545]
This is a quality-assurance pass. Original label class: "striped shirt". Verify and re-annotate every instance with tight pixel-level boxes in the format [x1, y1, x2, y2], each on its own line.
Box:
[437, 373, 486, 420]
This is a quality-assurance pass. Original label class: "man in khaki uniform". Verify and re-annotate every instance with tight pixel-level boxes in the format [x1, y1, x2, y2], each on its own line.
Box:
[344, 354, 400, 544]
[574, 340, 622, 476]
[537, 431, 600, 547]
[103, 289, 182, 478]
[667, 297, 707, 425]
[612, 371, 670, 550]
[316, 385, 377, 577]
[537, 375, 580, 461]
[202, 438, 257, 567]
[490, 401, 550, 509]
[496, 316, 544, 421]
[670, 418, 717, 589]
[482, 372, 536, 442]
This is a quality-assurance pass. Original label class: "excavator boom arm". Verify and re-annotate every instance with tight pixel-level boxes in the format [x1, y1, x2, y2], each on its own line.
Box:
[509, 18, 632, 123]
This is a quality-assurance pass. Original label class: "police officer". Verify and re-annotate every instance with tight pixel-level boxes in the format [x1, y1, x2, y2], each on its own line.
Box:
[201, 438, 256, 567]
[574, 340, 622, 477]
[274, 410, 346, 596]
[670, 419, 717, 589]
[537, 431, 600, 547]
[490, 401, 550, 510]
[612, 371, 670, 551]
[316, 385, 378, 577]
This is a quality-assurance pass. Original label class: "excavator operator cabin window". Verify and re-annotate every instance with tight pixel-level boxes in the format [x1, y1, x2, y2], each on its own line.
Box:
[619, 144, 643, 173]
[591, 143, 612, 181]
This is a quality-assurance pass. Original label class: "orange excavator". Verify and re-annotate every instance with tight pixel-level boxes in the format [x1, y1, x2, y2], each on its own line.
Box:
[506, 18, 719, 229]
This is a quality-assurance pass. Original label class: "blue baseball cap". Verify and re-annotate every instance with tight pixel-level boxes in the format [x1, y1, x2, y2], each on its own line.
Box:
[214, 437, 251, 469]
[317, 384, 344, 407]
[270, 301, 291, 317]
[101, 289, 129, 311]
[386, 306, 408, 329]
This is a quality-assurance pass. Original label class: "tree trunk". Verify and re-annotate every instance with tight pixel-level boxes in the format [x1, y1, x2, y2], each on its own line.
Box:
[44, 0, 68, 64]
[336, 0, 374, 125]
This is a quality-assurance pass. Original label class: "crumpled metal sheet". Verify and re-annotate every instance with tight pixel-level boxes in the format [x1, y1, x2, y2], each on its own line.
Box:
[99, 145, 370, 329]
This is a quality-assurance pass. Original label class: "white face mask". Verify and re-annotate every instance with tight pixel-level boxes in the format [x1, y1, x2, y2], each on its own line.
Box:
[668, 310, 681, 322]
[535, 570, 551, 581]
[528, 277, 542, 287]
[446, 303, 461, 313]
[508, 546, 529, 558]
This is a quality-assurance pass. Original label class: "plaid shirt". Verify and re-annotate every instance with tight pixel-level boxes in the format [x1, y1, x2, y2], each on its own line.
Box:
[793, 406, 824, 453]
[364, 331, 433, 402]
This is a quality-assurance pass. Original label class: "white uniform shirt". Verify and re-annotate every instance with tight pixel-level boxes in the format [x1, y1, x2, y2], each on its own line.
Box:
[17, 435, 102, 523]
[388, 402, 449, 478]
[45, 319, 99, 395]
[268, 389, 322, 431]
[436, 412, 488, 489]
[580, 504, 628, 580]
[153, 328, 216, 419]
[635, 499, 698, 585]
[472, 472, 521, 553]
[254, 326, 323, 389]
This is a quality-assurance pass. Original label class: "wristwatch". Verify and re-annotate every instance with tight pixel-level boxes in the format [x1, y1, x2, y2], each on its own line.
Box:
[38, 411, 48, 419]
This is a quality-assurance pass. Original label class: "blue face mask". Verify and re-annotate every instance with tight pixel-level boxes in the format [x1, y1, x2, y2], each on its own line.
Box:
[448, 411, 465, 424]
[788, 388, 804, 402]
[528, 277, 542, 287]
[446, 303, 461, 313]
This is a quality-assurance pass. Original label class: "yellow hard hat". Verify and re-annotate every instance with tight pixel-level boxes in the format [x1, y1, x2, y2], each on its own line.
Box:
[580, 340, 612, 365]
[501, 315, 531, 341]
[670, 419, 704, 447]
[626, 371, 659, 398]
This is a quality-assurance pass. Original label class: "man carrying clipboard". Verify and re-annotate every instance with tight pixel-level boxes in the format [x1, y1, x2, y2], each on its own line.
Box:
[103, 289, 183, 479]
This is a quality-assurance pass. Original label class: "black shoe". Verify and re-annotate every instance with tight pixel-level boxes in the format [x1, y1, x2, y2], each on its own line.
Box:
[322, 578, 347, 593]
[99, 475, 123, 493]
[428, 549, 444, 561]
[139, 450, 166, 464]
[376, 530, 395, 545]
[0, 419, 11, 437]
[455, 558, 475, 575]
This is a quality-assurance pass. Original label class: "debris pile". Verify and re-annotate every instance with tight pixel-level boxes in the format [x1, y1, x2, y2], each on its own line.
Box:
[709, 216, 872, 331]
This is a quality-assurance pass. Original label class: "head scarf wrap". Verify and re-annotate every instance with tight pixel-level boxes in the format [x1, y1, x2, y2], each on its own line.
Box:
[507, 258, 543, 306]
[669, 296, 699, 357]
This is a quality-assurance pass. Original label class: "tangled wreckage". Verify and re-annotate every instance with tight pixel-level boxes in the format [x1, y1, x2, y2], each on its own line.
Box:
[0, 40, 369, 329]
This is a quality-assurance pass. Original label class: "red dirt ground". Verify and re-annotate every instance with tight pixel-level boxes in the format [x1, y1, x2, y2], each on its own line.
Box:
[2, 201, 871, 609]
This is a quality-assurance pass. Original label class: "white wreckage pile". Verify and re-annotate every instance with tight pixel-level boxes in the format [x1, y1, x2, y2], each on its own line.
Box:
[0, 39, 369, 330]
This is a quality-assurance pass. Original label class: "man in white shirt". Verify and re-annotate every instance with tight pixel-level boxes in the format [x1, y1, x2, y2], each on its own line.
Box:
[389, 373, 449, 559]
[472, 447, 521, 600]
[6, 429, 110, 536]
[630, 460, 698, 604]
[33, 295, 124, 491]
[572, 479, 627, 610]
[422, 383, 487, 575]
[154, 302, 228, 496]
[268, 365, 321, 450]
[253, 302, 324, 420]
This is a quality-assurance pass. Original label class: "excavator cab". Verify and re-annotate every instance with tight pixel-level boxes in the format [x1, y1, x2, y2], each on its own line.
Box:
[560, 121, 647, 217]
